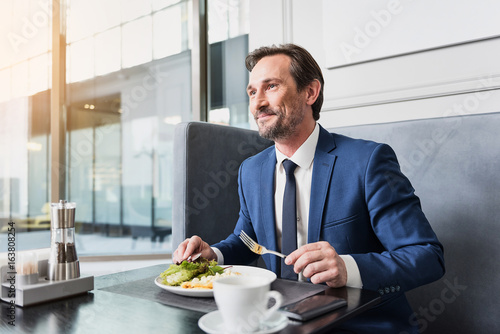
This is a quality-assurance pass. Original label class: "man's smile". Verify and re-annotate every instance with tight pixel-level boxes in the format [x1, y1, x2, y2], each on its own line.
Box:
[255, 110, 279, 121]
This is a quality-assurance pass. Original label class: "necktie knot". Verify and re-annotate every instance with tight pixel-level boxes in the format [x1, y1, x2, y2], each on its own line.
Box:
[283, 160, 297, 175]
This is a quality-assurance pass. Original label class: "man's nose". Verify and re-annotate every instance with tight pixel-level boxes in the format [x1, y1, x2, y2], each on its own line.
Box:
[252, 91, 269, 113]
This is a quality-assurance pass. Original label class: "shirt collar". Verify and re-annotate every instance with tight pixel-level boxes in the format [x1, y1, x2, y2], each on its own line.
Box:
[275, 123, 320, 170]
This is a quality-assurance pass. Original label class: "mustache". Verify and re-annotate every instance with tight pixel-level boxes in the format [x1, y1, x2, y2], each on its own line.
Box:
[255, 109, 279, 119]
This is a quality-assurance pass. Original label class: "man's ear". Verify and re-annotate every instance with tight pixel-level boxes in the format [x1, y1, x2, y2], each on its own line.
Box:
[305, 79, 321, 106]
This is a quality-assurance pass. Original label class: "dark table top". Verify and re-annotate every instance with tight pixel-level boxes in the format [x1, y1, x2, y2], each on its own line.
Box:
[1, 264, 380, 334]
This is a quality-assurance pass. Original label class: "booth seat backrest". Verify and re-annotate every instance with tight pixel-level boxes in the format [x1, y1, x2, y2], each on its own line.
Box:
[172, 121, 273, 248]
[332, 112, 500, 334]
[172, 113, 500, 333]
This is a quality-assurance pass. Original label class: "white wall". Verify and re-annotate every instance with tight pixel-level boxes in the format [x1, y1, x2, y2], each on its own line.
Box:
[249, 0, 500, 128]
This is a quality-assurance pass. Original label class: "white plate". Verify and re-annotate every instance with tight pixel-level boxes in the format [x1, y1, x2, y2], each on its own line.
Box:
[154, 265, 277, 298]
[198, 310, 288, 334]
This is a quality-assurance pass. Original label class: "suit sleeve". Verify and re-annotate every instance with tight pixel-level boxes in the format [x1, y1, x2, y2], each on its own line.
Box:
[211, 160, 260, 265]
[350, 144, 445, 293]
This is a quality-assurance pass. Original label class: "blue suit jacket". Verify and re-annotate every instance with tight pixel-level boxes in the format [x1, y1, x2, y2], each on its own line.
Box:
[213, 125, 445, 333]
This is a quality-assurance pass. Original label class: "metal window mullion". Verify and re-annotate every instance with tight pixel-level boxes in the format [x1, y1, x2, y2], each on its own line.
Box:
[191, 0, 208, 122]
[50, 0, 67, 203]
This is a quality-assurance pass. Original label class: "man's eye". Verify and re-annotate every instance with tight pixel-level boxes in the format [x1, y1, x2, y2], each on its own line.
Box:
[269, 84, 276, 89]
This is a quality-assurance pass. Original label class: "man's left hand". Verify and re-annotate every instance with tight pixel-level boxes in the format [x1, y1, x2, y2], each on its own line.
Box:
[285, 241, 347, 287]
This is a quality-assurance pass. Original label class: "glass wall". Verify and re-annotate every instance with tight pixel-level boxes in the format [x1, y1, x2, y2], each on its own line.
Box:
[65, 0, 193, 255]
[0, 0, 251, 257]
[0, 0, 52, 251]
[207, 0, 250, 127]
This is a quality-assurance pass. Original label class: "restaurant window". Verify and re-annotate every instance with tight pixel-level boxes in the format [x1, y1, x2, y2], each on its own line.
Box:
[0, 0, 52, 250]
[0, 0, 251, 258]
[65, 0, 192, 256]
[207, 0, 250, 127]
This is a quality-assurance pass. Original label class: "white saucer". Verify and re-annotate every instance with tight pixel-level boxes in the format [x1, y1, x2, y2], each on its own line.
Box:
[198, 310, 288, 334]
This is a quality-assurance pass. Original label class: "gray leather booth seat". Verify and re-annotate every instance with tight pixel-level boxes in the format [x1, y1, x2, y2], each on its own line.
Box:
[172, 114, 500, 333]
[172, 121, 273, 247]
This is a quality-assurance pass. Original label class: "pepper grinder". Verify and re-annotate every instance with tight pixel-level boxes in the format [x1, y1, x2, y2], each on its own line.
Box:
[48, 200, 80, 281]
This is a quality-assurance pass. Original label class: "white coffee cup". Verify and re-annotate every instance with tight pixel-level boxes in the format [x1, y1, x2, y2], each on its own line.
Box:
[213, 275, 283, 333]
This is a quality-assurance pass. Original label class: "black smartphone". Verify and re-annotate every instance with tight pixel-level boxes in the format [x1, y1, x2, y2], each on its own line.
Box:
[279, 295, 347, 321]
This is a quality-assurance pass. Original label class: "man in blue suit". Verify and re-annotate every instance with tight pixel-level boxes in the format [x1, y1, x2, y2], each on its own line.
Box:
[174, 44, 445, 333]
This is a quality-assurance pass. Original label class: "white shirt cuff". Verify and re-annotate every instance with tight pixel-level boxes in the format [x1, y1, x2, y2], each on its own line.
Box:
[340, 254, 363, 288]
[212, 247, 224, 265]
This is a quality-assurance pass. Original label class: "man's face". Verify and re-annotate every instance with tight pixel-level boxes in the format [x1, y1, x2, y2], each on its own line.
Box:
[246, 54, 308, 141]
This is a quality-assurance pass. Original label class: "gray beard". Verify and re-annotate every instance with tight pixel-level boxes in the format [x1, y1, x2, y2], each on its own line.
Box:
[257, 109, 304, 142]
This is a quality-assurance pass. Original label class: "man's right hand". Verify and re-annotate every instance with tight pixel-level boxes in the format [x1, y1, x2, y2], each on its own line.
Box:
[172, 235, 217, 264]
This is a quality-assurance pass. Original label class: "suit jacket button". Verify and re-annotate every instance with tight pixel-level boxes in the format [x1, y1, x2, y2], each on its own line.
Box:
[396, 285, 401, 292]
[378, 289, 384, 295]
[390, 286, 396, 293]
[384, 287, 390, 294]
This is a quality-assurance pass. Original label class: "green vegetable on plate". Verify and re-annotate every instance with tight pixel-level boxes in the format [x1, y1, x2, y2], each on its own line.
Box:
[159, 258, 224, 286]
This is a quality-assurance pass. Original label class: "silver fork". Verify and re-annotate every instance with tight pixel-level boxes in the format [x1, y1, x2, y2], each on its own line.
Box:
[239, 230, 286, 259]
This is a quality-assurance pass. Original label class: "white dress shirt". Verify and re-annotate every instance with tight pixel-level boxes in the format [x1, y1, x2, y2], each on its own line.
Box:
[214, 123, 363, 288]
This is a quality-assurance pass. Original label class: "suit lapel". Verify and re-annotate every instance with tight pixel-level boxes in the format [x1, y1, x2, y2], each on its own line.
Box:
[259, 149, 279, 270]
[308, 126, 337, 243]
